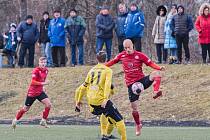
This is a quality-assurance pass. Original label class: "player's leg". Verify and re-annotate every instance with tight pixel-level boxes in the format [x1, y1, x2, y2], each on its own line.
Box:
[105, 100, 127, 140]
[100, 114, 108, 137]
[149, 71, 163, 99]
[106, 119, 116, 139]
[38, 92, 51, 128]
[12, 96, 35, 129]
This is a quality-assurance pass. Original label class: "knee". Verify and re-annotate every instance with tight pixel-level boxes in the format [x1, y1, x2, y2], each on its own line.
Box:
[150, 71, 161, 80]
[45, 103, 52, 108]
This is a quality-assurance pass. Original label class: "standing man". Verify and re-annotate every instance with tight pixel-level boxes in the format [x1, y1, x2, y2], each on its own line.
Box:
[12, 57, 52, 129]
[124, 3, 145, 52]
[39, 11, 53, 67]
[115, 3, 128, 53]
[65, 9, 86, 66]
[106, 39, 165, 136]
[48, 10, 66, 67]
[75, 51, 127, 140]
[96, 6, 115, 61]
[170, 5, 193, 64]
[17, 15, 39, 68]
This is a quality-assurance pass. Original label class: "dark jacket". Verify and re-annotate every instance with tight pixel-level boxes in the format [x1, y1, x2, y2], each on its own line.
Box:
[65, 16, 86, 45]
[0, 33, 3, 49]
[4, 31, 18, 52]
[115, 12, 128, 37]
[124, 9, 145, 38]
[96, 14, 115, 39]
[39, 18, 51, 43]
[17, 21, 39, 45]
[170, 6, 193, 35]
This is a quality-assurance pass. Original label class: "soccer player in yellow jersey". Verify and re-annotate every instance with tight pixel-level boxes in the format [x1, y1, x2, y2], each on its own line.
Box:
[75, 51, 127, 140]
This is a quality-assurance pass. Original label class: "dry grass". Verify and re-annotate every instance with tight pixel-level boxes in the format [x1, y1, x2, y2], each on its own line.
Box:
[0, 64, 210, 121]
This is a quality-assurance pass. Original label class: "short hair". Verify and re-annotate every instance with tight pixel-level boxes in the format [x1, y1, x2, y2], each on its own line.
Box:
[26, 15, 33, 20]
[39, 57, 47, 62]
[43, 11, 49, 16]
[96, 51, 106, 63]
[54, 10, 61, 13]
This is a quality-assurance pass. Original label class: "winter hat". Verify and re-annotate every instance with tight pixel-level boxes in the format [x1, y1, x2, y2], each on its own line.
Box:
[26, 15, 33, 20]
[42, 11, 49, 16]
[10, 23, 16, 29]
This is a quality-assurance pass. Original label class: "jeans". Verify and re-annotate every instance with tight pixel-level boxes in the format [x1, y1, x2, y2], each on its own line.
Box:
[18, 43, 35, 67]
[169, 48, 177, 57]
[71, 43, 84, 65]
[96, 37, 112, 61]
[7, 50, 15, 66]
[175, 34, 190, 62]
[156, 44, 168, 63]
[41, 42, 53, 66]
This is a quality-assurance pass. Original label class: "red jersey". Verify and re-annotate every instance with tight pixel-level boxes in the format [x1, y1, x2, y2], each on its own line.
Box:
[106, 51, 160, 86]
[27, 67, 48, 97]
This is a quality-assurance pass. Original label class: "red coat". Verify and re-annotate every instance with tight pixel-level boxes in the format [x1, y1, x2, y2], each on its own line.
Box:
[195, 14, 210, 44]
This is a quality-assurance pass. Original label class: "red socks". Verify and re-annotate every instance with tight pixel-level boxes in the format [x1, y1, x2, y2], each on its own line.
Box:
[132, 111, 141, 125]
[42, 107, 50, 119]
[153, 76, 161, 92]
[16, 108, 26, 120]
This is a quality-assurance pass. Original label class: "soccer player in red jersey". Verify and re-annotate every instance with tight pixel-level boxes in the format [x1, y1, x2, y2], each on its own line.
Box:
[106, 39, 165, 136]
[12, 57, 51, 129]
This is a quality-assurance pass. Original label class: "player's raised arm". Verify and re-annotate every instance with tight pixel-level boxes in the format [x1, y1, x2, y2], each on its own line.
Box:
[103, 69, 113, 100]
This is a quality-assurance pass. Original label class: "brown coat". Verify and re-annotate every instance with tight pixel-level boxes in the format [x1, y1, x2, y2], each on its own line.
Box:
[152, 16, 166, 44]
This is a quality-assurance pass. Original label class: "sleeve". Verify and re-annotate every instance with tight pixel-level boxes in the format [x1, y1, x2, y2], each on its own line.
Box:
[106, 17, 115, 31]
[96, 15, 107, 30]
[105, 54, 121, 67]
[195, 16, 202, 33]
[140, 53, 161, 70]
[78, 17, 86, 37]
[170, 17, 175, 32]
[152, 17, 158, 36]
[16, 23, 23, 39]
[187, 15, 194, 31]
[35, 24, 40, 42]
[75, 84, 87, 103]
[58, 20, 66, 37]
[48, 21, 52, 38]
[104, 69, 112, 99]
[139, 12, 145, 28]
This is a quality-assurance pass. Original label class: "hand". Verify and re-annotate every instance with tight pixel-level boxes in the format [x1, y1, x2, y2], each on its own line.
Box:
[42, 81, 49, 85]
[75, 102, 82, 112]
[101, 99, 108, 108]
[17, 37, 21, 42]
[160, 66, 165, 71]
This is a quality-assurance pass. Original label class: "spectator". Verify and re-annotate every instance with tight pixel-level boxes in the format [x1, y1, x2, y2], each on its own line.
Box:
[124, 2, 145, 52]
[170, 5, 193, 64]
[195, 3, 210, 64]
[152, 5, 168, 64]
[164, 4, 178, 64]
[0, 33, 3, 49]
[17, 15, 39, 68]
[39, 11, 53, 67]
[115, 3, 128, 53]
[65, 9, 86, 67]
[48, 10, 66, 67]
[96, 6, 115, 61]
[3, 23, 18, 67]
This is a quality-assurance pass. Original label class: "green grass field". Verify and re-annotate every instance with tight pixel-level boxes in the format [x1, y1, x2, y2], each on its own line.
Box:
[0, 125, 210, 140]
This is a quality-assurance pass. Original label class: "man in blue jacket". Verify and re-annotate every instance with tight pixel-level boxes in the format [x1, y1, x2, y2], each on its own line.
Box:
[48, 10, 66, 67]
[124, 3, 145, 52]
[17, 15, 39, 68]
[65, 9, 86, 67]
[170, 5, 193, 64]
[115, 3, 128, 53]
[96, 6, 115, 61]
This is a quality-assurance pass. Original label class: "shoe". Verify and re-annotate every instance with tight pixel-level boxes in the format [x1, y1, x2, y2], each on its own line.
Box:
[135, 124, 142, 136]
[153, 91, 162, 99]
[107, 134, 118, 139]
[12, 119, 17, 130]
[40, 119, 49, 128]
[101, 135, 109, 140]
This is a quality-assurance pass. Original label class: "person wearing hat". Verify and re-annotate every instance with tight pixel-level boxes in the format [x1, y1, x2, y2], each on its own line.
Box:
[39, 11, 53, 67]
[2, 23, 18, 67]
[170, 5, 193, 64]
[124, 2, 145, 52]
[96, 6, 115, 61]
[48, 10, 66, 67]
[17, 15, 39, 68]
[152, 5, 168, 64]
[65, 9, 86, 67]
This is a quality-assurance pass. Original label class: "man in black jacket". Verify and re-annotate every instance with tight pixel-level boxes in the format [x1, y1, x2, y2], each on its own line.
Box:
[96, 6, 115, 61]
[17, 15, 39, 67]
[39, 12, 52, 67]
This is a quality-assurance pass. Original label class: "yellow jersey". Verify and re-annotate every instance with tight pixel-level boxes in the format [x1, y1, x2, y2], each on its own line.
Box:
[75, 63, 113, 106]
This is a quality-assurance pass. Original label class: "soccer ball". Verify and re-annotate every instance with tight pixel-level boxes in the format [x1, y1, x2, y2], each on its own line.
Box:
[131, 82, 144, 95]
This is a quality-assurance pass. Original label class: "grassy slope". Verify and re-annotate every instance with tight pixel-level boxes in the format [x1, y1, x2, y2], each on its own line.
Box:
[0, 125, 210, 140]
[0, 64, 210, 121]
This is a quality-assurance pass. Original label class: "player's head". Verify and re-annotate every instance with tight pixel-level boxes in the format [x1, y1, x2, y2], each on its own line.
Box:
[39, 57, 47, 68]
[123, 39, 134, 54]
[96, 51, 107, 63]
